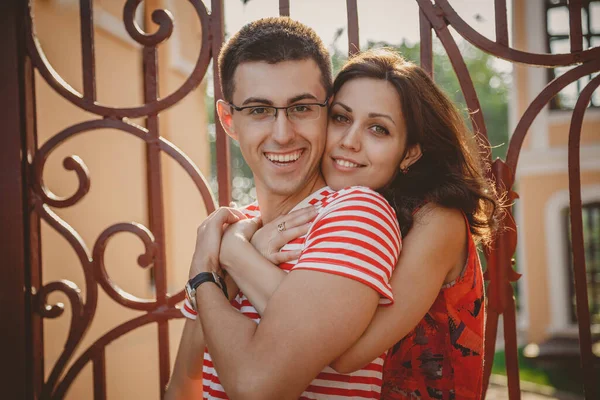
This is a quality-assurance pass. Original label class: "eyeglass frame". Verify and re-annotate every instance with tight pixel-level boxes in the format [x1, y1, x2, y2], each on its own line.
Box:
[226, 96, 330, 122]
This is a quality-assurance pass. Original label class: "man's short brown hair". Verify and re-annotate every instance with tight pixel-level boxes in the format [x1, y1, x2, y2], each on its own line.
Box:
[218, 17, 332, 102]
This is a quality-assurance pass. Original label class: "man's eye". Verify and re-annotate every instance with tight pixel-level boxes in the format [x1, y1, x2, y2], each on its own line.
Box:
[291, 105, 311, 113]
[250, 107, 268, 115]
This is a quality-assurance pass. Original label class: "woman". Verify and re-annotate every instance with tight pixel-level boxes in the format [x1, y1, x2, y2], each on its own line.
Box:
[219, 48, 502, 399]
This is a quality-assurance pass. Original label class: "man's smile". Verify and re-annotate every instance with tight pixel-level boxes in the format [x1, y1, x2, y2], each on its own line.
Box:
[263, 149, 305, 166]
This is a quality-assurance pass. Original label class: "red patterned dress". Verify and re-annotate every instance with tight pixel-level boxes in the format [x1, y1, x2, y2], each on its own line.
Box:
[381, 216, 485, 400]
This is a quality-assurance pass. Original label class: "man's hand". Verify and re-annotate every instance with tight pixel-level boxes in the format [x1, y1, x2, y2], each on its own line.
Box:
[189, 207, 247, 279]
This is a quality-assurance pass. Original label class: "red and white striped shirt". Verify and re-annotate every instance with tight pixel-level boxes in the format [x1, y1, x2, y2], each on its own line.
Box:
[182, 186, 401, 399]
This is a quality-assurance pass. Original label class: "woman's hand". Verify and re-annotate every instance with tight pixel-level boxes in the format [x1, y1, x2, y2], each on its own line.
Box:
[251, 206, 317, 264]
[219, 217, 262, 269]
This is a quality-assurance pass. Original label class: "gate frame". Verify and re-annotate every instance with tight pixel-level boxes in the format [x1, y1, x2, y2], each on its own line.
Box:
[3, 0, 598, 398]
[0, 0, 34, 398]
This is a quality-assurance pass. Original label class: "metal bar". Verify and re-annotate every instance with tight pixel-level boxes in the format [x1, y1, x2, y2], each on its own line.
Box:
[419, 7, 433, 77]
[482, 160, 520, 399]
[506, 59, 600, 172]
[481, 309, 498, 400]
[26, 48, 44, 400]
[569, 0, 583, 52]
[0, 0, 37, 398]
[416, 0, 491, 156]
[567, 74, 600, 399]
[93, 353, 106, 400]
[80, 0, 96, 101]
[494, 0, 509, 46]
[279, 0, 290, 17]
[503, 288, 521, 399]
[142, 32, 170, 397]
[346, 0, 359, 56]
[586, 206, 597, 318]
[211, 0, 231, 206]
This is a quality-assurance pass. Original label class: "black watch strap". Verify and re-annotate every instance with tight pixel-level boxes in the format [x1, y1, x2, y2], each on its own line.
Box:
[189, 271, 228, 299]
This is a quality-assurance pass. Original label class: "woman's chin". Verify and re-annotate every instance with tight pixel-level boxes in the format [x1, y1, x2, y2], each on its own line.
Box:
[325, 176, 361, 191]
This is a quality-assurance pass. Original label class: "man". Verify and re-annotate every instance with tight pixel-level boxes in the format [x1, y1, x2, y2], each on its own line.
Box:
[166, 17, 400, 400]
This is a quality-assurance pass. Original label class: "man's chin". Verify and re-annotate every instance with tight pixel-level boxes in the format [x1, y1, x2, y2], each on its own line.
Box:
[261, 176, 307, 197]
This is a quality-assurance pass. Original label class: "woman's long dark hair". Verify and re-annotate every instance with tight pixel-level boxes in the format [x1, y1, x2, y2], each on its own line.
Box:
[333, 49, 503, 245]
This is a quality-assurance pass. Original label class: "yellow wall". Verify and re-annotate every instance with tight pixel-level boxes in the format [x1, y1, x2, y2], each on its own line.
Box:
[33, 0, 211, 398]
[519, 172, 600, 342]
[548, 118, 600, 147]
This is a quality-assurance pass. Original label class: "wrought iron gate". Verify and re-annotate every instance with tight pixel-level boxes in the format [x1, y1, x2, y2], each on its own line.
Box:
[1, 0, 598, 399]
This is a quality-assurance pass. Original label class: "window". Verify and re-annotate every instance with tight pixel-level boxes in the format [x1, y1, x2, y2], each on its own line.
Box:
[565, 202, 600, 325]
[545, 0, 600, 109]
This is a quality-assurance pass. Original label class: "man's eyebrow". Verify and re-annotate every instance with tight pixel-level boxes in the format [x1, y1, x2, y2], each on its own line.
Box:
[368, 112, 396, 126]
[241, 97, 274, 106]
[331, 101, 352, 112]
[288, 93, 319, 104]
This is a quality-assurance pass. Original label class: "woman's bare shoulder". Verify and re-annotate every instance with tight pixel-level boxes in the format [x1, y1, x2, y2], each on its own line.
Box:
[412, 202, 466, 232]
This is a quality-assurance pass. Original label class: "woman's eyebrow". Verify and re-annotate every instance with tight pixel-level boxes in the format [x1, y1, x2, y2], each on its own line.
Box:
[331, 101, 352, 112]
[368, 112, 396, 126]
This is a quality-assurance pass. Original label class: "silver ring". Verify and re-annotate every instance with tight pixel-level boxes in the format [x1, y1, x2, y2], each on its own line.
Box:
[277, 221, 286, 232]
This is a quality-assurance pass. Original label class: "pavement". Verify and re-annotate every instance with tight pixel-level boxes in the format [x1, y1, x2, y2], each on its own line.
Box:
[485, 375, 584, 400]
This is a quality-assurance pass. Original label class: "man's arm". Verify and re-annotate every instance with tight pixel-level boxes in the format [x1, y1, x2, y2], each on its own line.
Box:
[165, 207, 247, 399]
[196, 269, 380, 399]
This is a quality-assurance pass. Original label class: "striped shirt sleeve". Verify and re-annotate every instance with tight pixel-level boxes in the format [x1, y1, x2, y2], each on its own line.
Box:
[181, 298, 197, 320]
[292, 187, 401, 304]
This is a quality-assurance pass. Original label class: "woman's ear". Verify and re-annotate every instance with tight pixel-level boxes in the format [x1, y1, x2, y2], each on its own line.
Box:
[216, 99, 237, 141]
[399, 144, 423, 171]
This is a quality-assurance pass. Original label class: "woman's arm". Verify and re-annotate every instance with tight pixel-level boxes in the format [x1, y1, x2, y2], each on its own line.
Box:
[219, 207, 315, 314]
[218, 204, 467, 374]
[330, 205, 468, 373]
[222, 239, 287, 314]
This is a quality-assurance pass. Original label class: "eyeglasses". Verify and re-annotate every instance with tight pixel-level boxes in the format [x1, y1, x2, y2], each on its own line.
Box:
[228, 97, 329, 124]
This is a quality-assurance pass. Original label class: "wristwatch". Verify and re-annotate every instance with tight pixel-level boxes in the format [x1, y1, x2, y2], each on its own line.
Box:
[185, 271, 228, 311]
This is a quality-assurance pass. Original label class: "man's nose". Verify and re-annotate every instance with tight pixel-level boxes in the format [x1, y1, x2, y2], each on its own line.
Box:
[340, 125, 361, 152]
[272, 110, 295, 145]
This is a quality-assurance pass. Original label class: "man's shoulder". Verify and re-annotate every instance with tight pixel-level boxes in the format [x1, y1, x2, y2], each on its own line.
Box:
[240, 202, 260, 218]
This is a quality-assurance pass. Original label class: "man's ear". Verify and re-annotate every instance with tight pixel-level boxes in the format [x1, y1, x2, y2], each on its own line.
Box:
[216, 99, 237, 141]
[400, 143, 423, 171]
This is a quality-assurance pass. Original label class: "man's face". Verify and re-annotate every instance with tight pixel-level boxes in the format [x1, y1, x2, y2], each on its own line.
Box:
[229, 59, 328, 198]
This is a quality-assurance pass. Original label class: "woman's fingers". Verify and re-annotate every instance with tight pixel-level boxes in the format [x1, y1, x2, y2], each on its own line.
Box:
[273, 206, 317, 232]
[204, 207, 243, 231]
[280, 222, 311, 244]
[266, 208, 316, 249]
[272, 250, 302, 265]
[228, 207, 248, 221]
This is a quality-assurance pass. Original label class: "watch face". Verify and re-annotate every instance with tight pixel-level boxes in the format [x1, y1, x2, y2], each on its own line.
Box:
[185, 282, 197, 311]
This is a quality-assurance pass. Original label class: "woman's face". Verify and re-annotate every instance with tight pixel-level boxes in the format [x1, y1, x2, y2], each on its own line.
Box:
[322, 77, 408, 191]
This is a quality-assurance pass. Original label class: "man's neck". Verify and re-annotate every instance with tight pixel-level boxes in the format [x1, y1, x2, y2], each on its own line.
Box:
[255, 174, 327, 223]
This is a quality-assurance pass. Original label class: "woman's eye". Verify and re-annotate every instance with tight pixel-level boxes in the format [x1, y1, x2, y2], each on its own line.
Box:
[332, 114, 349, 123]
[371, 125, 389, 135]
